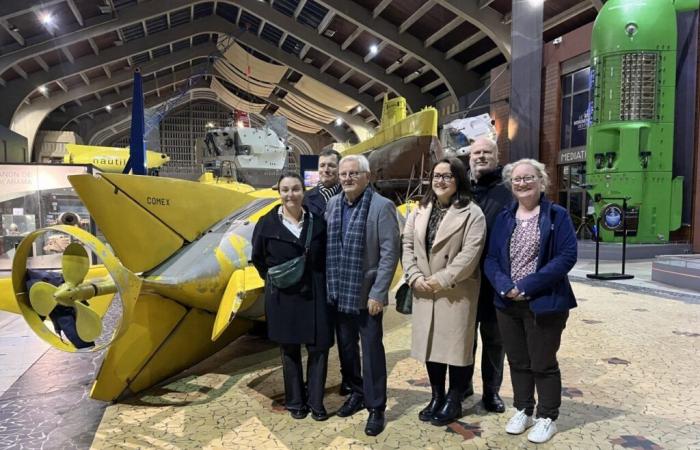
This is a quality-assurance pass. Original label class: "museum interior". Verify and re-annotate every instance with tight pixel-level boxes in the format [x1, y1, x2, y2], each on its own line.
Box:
[0, 0, 699, 448]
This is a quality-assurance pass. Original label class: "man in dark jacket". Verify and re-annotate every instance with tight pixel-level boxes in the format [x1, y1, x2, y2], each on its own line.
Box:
[304, 148, 342, 217]
[303, 148, 352, 396]
[464, 137, 512, 413]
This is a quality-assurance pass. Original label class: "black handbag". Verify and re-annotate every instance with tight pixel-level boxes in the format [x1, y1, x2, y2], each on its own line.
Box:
[266, 214, 313, 289]
[395, 282, 413, 314]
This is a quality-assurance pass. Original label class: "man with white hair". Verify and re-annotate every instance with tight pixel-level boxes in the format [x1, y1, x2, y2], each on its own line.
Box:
[325, 154, 400, 436]
[464, 137, 512, 413]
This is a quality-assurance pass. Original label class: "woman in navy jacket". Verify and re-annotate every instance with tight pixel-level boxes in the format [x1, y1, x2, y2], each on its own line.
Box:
[484, 159, 577, 444]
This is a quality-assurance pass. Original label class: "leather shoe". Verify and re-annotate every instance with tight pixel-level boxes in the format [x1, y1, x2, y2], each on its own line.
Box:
[418, 384, 445, 422]
[289, 406, 308, 419]
[309, 405, 328, 421]
[365, 409, 386, 436]
[339, 380, 352, 396]
[336, 394, 365, 417]
[431, 391, 463, 426]
[482, 392, 506, 413]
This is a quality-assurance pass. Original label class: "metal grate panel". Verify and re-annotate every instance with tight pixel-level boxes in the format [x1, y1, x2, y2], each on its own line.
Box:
[216, 3, 239, 23]
[145, 15, 168, 35]
[619, 52, 657, 121]
[170, 7, 192, 27]
[297, 0, 329, 29]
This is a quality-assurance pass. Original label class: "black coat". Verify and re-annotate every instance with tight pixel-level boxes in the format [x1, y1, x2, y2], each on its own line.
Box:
[468, 167, 513, 320]
[251, 206, 334, 350]
[303, 186, 327, 217]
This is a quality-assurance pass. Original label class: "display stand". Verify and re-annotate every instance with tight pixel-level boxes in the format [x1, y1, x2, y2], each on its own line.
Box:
[586, 197, 635, 280]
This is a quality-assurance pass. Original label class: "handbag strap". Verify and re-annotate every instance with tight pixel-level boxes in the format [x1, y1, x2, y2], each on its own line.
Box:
[303, 212, 314, 254]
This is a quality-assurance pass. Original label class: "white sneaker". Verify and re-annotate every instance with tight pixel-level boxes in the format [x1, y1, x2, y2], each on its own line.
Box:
[527, 417, 557, 443]
[505, 409, 534, 434]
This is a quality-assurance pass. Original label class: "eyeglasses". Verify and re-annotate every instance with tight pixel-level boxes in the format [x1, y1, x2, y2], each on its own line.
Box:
[511, 175, 539, 184]
[339, 171, 367, 180]
[433, 173, 454, 182]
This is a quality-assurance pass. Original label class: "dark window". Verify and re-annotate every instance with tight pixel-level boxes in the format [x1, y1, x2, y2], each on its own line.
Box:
[560, 66, 592, 151]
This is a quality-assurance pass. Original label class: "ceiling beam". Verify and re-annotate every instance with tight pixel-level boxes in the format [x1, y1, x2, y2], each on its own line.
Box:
[298, 44, 310, 59]
[590, 0, 604, 11]
[79, 72, 90, 85]
[445, 31, 485, 59]
[372, 0, 392, 18]
[403, 65, 428, 83]
[316, 11, 334, 34]
[420, 78, 442, 93]
[316, 0, 479, 100]
[0, 18, 25, 46]
[61, 47, 75, 63]
[399, 0, 434, 34]
[56, 79, 68, 92]
[293, 0, 307, 18]
[66, 0, 84, 26]
[13, 64, 27, 79]
[341, 26, 363, 50]
[358, 79, 373, 93]
[385, 55, 409, 75]
[103, 65, 111, 78]
[478, 0, 495, 9]
[466, 47, 500, 70]
[364, 41, 386, 62]
[319, 57, 334, 72]
[544, 2, 593, 30]
[432, 0, 511, 60]
[88, 38, 99, 55]
[34, 55, 49, 72]
[339, 69, 354, 83]
[424, 16, 462, 47]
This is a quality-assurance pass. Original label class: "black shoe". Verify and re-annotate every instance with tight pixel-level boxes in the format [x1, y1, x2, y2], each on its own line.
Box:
[336, 394, 365, 417]
[431, 391, 463, 426]
[365, 409, 386, 436]
[339, 380, 352, 396]
[309, 405, 329, 421]
[289, 406, 308, 419]
[482, 392, 506, 413]
[462, 382, 474, 400]
[418, 384, 446, 422]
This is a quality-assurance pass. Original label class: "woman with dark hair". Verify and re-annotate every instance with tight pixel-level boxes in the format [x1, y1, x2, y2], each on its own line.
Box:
[402, 157, 487, 425]
[252, 171, 333, 421]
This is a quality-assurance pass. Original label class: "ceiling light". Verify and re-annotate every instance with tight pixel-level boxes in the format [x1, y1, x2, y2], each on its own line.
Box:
[528, 0, 544, 5]
[335, 117, 343, 126]
[38, 85, 48, 94]
[105, 105, 112, 112]
[206, 122, 215, 128]
[39, 12, 53, 26]
[369, 44, 378, 55]
[355, 106, 363, 113]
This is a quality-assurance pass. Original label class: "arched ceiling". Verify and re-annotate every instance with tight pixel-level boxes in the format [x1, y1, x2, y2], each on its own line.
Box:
[0, 0, 601, 154]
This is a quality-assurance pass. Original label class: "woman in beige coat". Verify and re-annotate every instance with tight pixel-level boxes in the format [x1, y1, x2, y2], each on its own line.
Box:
[402, 157, 486, 426]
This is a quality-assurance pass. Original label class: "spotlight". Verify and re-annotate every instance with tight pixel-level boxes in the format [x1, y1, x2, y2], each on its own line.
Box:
[335, 117, 343, 126]
[38, 85, 48, 94]
[528, 0, 544, 6]
[236, 120, 244, 128]
[105, 105, 112, 112]
[39, 12, 53, 26]
[206, 122, 215, 128]
[355, 106, 363, 114]
[369, 44, 378, 55]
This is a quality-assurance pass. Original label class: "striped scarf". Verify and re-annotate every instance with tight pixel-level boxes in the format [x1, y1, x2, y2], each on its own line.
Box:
[327, 187, 373, 314]
[318, 182, 341, 203]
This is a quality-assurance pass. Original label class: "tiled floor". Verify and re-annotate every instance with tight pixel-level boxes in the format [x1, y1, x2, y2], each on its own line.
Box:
[83, 280, 699, 449]
[0, 272, 698, 449]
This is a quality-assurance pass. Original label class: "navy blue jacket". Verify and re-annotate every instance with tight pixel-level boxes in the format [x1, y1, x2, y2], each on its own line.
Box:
[484, 196, 577, 315]
[304, 186, 328, 217]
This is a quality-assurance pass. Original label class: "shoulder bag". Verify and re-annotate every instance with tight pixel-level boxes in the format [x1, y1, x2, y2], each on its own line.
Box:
[266, 214, 314, 289]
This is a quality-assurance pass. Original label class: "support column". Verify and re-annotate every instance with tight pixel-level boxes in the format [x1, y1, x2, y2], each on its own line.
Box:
[509, 0, 543, 161]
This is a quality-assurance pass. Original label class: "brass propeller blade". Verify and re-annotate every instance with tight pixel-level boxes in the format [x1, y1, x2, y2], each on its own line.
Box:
[29, 282, 58, 317]
[74, 302, 103, 342]
[62, 243, 90, 286]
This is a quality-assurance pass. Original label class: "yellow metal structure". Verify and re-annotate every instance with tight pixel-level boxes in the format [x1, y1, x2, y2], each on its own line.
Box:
[64, 144, 170, 173]
[3, 171, 407, 402]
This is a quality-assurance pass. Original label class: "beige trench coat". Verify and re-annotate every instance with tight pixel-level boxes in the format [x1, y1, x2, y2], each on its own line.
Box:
[402, 202, 486, 366]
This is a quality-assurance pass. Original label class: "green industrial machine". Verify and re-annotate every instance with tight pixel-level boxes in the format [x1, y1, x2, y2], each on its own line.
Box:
[586, 0, 699, 243]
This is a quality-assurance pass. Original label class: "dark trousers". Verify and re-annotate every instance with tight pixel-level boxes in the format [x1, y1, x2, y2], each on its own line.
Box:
[280, 344, 328, 411]
[464, 315, 505, 394]
[496, 302, 568, 420]
[426, 361, 470, 395]
[336, 309, 387, 410]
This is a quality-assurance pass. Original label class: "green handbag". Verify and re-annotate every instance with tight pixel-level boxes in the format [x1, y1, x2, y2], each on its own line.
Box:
[395, 282, 413, 314]
[266, 214, 313, 289]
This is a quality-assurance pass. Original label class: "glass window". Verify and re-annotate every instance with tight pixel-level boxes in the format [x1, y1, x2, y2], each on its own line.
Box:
[560, 66, 592, 150]
[561, 96, 572, 149]
[573, 67, 590, 93]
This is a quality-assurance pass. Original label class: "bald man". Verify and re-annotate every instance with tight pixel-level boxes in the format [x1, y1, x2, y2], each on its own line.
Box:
[464, 138, 512, 413]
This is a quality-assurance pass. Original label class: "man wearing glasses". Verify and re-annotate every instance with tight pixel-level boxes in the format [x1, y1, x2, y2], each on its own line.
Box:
[464, 138, 512, 413]
[325, 154, 400, 436]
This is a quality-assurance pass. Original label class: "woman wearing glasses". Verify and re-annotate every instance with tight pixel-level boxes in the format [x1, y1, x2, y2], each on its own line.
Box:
[252, 172, 334, 421]
[483, 159, 577, 444]
[402, 157, 486, 426]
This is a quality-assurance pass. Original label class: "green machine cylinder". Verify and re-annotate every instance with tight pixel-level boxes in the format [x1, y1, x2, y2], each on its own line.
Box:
[586, 0, 698, 243]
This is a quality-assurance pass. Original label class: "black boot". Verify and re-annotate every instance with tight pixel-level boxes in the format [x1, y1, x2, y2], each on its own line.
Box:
[418, 384, 446, 422]
[430, 390, 463, 426]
